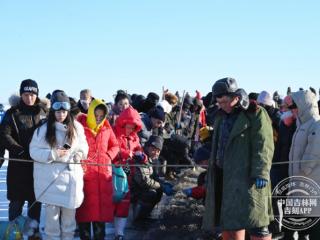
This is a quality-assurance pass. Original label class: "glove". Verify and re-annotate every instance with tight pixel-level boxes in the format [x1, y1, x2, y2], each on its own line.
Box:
[182, 188, 193, 197]
[255, 178, 268, 189]
[162, 182, 175, 196]
[73, 153, 82, 163]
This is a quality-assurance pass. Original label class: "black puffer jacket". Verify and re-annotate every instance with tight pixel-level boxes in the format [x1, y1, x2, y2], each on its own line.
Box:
[0, 99, 48, 200]
[77, 100, 88, 114]
[272, 121, 296, 178]
[161, 134, 193, 167]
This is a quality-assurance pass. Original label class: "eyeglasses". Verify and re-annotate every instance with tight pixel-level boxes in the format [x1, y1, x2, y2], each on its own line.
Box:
[52, 102, 71, 111]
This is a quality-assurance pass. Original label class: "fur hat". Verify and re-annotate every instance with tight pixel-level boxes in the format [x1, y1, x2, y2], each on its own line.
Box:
[212, 77, 238, 98]
[164, 93, 178, 106]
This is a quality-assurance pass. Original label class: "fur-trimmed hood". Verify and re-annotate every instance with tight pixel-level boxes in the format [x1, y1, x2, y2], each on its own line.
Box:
[8, 94, 50, 109]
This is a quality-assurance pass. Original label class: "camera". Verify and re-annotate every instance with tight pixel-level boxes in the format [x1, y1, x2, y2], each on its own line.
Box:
[63, 143, 71, 149]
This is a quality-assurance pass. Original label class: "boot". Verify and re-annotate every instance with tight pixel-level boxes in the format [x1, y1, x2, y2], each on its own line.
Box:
[222, 230, 245, 240]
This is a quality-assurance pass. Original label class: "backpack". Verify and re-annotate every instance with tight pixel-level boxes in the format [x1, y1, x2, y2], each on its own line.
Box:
[112, 166, 129, 203]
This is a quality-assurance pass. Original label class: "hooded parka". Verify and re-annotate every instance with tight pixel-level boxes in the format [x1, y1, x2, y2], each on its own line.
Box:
[113, 106, 143, 217]
[289, 90, 320, 185]
[76, 99, 119, 222]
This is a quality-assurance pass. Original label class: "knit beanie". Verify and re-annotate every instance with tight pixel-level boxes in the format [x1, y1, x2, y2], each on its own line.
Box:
[51, 90, 70, 105]
[20, 79, 39, 96]
[149, 106, 165, 122]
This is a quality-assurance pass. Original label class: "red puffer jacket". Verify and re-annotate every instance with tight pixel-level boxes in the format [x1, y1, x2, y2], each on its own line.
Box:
[113, 106, 144, 167]
[113, 106, 144, 217]
[76, 112, 119, 223]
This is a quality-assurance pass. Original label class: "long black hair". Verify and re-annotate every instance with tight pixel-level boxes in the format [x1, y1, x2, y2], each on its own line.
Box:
[45, 110, 76, 148]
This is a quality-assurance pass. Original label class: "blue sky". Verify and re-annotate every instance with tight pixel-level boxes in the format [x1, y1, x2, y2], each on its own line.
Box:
[0, 1, 319, 104]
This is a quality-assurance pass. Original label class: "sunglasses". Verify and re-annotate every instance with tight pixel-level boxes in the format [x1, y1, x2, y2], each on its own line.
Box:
[52, 102, 71, 111]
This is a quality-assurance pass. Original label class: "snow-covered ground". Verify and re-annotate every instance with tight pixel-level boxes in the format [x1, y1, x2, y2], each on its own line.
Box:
[0, 162, 9, 221]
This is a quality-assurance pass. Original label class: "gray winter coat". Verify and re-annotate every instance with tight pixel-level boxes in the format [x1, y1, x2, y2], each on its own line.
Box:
[289, 90, 320, 185]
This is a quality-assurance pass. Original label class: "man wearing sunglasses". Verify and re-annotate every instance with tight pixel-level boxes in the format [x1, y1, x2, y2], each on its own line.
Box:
[202, 78, 274, 240]
[0, 79, 48, 240]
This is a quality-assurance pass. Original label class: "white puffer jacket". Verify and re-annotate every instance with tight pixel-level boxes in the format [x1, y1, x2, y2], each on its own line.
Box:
[289, 90, 320, 185]
[30, 121, 88, 209]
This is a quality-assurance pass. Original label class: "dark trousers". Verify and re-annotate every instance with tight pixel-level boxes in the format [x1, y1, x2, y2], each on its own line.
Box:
[78, 222, 105, 240]
[9, 200, 41, 222]
[214, 166, 223, 226]
[139, 188, 163, 206]
[0, 145, 4, 168]
[134, 188, 163, 220]
[310, 221, 320, 239]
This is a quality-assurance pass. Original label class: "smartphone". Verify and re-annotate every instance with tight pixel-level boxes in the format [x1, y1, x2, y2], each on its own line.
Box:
[63, 143, 71, 149]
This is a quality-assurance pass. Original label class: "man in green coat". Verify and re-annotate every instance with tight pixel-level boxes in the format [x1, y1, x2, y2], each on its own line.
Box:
[202, 78, 274, 240]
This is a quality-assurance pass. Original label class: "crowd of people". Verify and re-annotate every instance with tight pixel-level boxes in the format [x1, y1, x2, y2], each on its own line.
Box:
[0, 78, 319, 240]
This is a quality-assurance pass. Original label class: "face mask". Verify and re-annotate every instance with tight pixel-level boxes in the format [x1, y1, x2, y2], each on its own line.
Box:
[281, 111, 294, 126]
[281, 111, 293, 120]
[80, 100, 90, 110]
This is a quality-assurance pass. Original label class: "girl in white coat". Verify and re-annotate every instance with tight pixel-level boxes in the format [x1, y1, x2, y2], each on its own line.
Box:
[30, 90, 88, 240]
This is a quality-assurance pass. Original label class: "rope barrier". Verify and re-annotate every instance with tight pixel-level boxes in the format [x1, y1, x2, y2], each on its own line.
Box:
[1, 156, 319, 167]
[0, 155, 318, 217]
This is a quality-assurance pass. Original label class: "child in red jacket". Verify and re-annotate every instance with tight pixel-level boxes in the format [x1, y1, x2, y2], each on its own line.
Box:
[113, 106, 144, 240]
